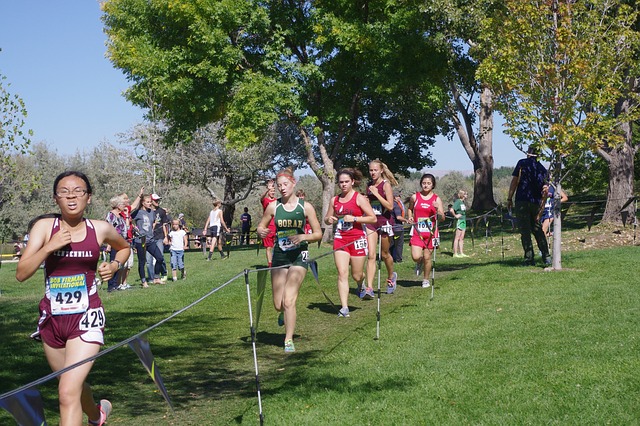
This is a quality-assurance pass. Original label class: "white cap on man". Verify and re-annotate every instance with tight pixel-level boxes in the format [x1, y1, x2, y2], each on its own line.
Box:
[151, 193, 162, 201]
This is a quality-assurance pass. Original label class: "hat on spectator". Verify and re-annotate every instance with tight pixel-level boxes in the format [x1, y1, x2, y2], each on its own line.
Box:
[526, 145, 539, 157]
[151, 193, 162, 201]
[178, 213, 184, 219]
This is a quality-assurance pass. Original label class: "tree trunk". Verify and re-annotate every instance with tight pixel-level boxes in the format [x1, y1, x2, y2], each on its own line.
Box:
[450, 83, 497, 211]
[473, 86, 497, 211]
[551, 153, 563, 270]
[319, 174, 334, 242]
[222, 173, 236, 227]
[602, 140, 635, 223]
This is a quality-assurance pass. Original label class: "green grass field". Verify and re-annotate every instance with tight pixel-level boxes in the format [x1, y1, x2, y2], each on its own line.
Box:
[1, 232, 639, 425]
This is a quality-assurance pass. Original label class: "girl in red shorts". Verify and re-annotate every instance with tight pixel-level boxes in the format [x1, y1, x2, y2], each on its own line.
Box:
[324, 169, 376, 318]
[407, 173, 445, 289]
[260, 180, 277, 267]
[16, 171, 130, 426]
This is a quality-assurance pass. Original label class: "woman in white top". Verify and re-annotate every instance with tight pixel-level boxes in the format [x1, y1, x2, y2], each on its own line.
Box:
[202, 199, 230, 260]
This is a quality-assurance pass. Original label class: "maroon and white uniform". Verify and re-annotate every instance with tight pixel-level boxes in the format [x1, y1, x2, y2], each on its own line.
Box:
[35, 218, 106, 348]
[332, 192, 368, 257]
[366, 180, 394, 236]
[409, 192, 440, 250]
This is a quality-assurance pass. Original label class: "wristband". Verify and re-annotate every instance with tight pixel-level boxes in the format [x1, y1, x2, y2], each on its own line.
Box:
[111, 260, 123, 270]
[354, 216, 357, 223]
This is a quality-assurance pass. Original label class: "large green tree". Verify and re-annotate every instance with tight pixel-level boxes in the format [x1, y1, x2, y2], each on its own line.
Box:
[0, 72, 32, 218]
[477, 0, 640, 269]
[101, 0, 450, 239]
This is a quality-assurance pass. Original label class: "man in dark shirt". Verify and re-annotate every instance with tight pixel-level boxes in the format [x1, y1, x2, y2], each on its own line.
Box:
[507, 146, 550, 266]
[240, 207, 252, 245]
[151, 193, 170, 282]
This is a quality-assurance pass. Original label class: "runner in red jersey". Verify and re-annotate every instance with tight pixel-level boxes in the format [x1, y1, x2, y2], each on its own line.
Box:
[16, 171, 130, 426]
[407, 173, 445, 289]
[260, 180, 277, 267]
[325, 169, 376, 317]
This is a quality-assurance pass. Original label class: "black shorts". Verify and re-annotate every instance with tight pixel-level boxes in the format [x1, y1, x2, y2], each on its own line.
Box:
[208, 226, 220, 237]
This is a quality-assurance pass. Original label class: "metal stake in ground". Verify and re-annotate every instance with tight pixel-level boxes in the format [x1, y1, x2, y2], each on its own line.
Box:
[243, 270, 264, 425]
[430, 218, 437, 301]
[375, 230, 382, 341]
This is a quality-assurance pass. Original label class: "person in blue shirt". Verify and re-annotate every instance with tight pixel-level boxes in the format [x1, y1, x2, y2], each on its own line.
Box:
[507, 146, 550, 266]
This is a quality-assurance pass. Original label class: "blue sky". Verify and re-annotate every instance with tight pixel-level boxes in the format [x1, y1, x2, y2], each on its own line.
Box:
[0, 0, 523, 171]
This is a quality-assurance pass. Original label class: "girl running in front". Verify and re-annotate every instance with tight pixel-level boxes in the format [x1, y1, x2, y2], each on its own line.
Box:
[407, 173, 445, 288]
[324, 169, 376, 318]
[16, 171, 131, 426]
[256, 168, 322, 353]
[364, 159, 398, 297]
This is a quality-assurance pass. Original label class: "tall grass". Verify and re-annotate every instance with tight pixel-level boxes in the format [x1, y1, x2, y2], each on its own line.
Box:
[1, 237, 639, 424]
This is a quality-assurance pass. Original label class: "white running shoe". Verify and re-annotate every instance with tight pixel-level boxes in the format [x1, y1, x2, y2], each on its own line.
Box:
[88, 399, 111, 426]
[421, 279, 431, 288]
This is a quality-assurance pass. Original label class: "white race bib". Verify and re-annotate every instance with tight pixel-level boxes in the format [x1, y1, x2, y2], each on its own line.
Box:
[370, 201, 383, 215]
[49, 274, 89, 315]
[417, 218, 432, 233]
[277, 229, 299, 251]
[354, 238, 367, 251]
[337, 218, 353, 232]
[79, 307, 106, 331]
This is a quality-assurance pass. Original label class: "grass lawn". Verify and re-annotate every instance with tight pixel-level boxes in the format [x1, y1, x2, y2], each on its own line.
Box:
[1, 232, 639, 425]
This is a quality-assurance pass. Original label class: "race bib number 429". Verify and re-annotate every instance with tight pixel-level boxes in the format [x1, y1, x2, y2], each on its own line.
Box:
[49, 274, 89, 315]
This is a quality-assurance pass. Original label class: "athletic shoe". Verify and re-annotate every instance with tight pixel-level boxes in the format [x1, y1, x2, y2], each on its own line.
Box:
[284, 339, 295, 353]
[277, 312, 285, 327]
[358, 287, 366, 299]
[172, 277, 177, 282]
[338, 307, 350, 318]
[415, 262, 422, 276]
[220, 253, 227, 259]
[120, 283, 131, 290]
[460, 253, 469, 258]
[422, 279, 431, 288]
[386, 272, 397, 294]
[453, 253, 462, 258]
[544, 257, 552, 265]
[521, 260, 535, 267]
[363, 288, 375, 300]
[88, 399, 111, 426]
[160, 275, 168, 283]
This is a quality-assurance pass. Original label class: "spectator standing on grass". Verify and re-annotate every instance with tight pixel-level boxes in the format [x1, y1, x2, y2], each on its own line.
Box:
[449, 190, 469, 258]
[105, 194, 128, 292]
[168, 219, 188, 281]
[116, 192, 135, 290]
[240, 207, 252, 245]
[16, 170, 130, 426]
[151, 193, 170, 283]
[256, 167, 322, 353]
[203, 199, 230, 260]
[538, 183, 568, 237]
[131, 193, 165, 287]
[507, 146, 550, 266]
